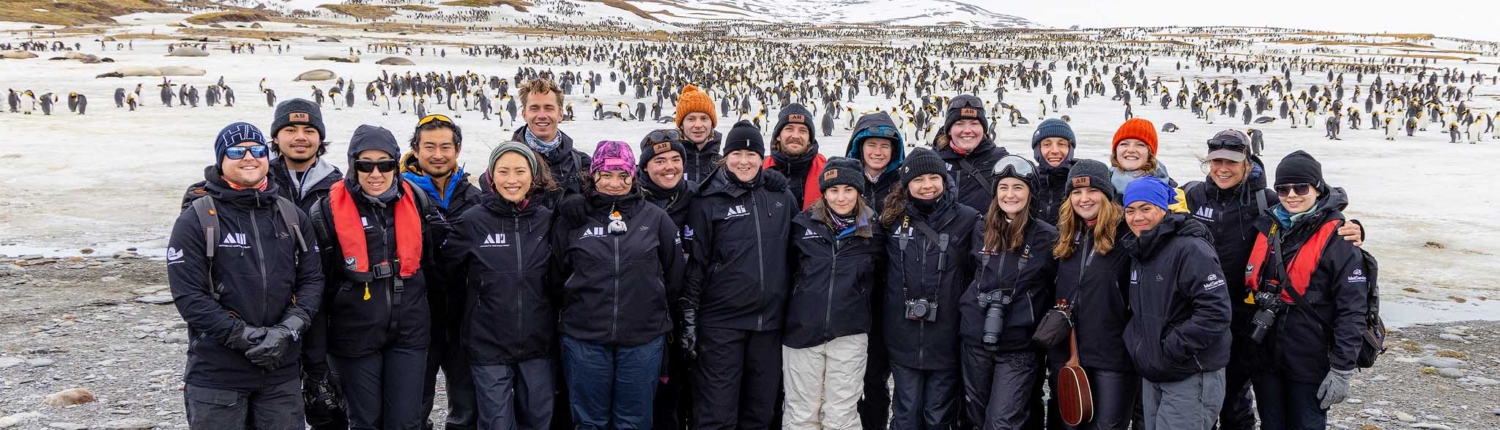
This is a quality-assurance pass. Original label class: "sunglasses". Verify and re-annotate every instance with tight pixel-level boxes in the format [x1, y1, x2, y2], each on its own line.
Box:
[645, 129, 680, 144]
[353, 159, 399, 173]
[1274, 183, 1315, 197]
[991, 155, 1036, 181]
[418, 114, 453, 127]
[1207, 137, 1248, 152]
[224, 145, 269, 160]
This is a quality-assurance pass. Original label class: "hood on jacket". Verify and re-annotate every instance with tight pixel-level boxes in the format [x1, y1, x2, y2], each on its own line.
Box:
[845, 112, 907, 176]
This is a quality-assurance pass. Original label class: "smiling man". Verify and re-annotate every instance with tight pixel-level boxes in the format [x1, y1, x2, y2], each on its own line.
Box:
[511, 78, 591, 206]
[266, 99, 342, 211]
[763, 103, 827, 211]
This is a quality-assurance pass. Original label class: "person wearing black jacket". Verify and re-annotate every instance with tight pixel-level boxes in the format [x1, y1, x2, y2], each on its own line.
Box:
[405, 115, 484, 430]
[553, 140, 687, 428]
[1029, 118, 1075, 226]
[675, 85, 722, 185]
[1245, 151, 1368, 430]
[638, 129, 698, 430]
[959, 156, 1059, 430]
[1119, 176, 1230, 430]
[843, 112, 905, 429]
[438, 141, 560, 430]
[512, 78, 592, 202]
[782, 157, 885, 430]
[878, 147, 979, 430]
[1047, 159, 1135, 430]
[933, 95, 1009, 214]
[683, 120, 797, 430]
[168, 122, 323, 429]
[309, 125, 436, 430]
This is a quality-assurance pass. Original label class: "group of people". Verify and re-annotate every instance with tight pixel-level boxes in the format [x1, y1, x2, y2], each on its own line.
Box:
[168, 77, 1378, 430]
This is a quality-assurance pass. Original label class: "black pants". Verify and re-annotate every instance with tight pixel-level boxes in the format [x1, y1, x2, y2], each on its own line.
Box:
[186, 378, 303, 430]
[423, 323, 477, 430]
[305, 313, 350, 430]
[960, 344, 1041, 430]
[1215, 361, 1255, 430]
[1047, 365, 1136, 430]
[472, 359, 554, 430]
[330, 347, 429, 430]
[654, 333, 693, 430]
[889, 363, 958, 430]
[692, 327, 782, 430]
[1251, 372, 1325, 430]
[859, 316, 892, 430]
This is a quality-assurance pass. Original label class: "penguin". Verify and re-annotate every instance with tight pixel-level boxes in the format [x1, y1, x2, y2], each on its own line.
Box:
[380, 93, 391, 116]
[635, 102, 647, 122]
[1247, 129, 1264, 155]
[505, 95, 518, 123]
[8, 89, 21, 113]
[186, 86, 199, 108]
[820, 109, 834, 137]
[113, 88, 125, 108]
[22, 91, 35, 115]
[67, 92, 80, 113]
[223, 86, 235, 107]
[126, 93, 138, 111]
[1160, 123, 1179, 133]
[38, 92, 54, 115]
[1384, 117, 1397, 141]
[158, 79, 173, 107]
[263, 88, 277, 107]
[416, 98, 427, 119]
[345, 81, 356, 108]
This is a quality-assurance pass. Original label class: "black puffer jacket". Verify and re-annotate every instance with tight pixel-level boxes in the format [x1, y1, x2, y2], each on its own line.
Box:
[960, 217, 1059, 352]
[1121, 214, 1231, 383]
[168, 169, 323, 390]
[1049, 222, 1134, 373]
[310, 180, 434, 357]
[783, 203, 885, 349]
[684, 169, 797, 331]
[680, 130, 723, 185]
[1249, 191, 1368, 383]
[553, 190, 686, 346]
[883, 189, 980, 371]
[439, 192, 557, 365]
[935, 139, 1008, 213]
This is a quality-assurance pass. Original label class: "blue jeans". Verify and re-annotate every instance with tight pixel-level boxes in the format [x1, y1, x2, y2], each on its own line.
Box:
[561, 335, 665, 429]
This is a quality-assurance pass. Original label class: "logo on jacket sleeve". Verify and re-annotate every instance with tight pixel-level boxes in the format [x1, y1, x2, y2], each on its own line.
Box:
[481, 233, 509, 248]
[580, 227, 607, 240]
[1202, 273, 1227, 291]
[166, 247, 184, 264]
[1347, 268, 1367, 284]
[726, 205, 749, 219]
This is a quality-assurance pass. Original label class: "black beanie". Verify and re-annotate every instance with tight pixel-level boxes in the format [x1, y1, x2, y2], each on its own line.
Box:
[347, 124, 400, 166]
[638, 129, 686, 169]
[943, 94, 988, 136]
[1065, 159, 1116, 198]
[1275, 150, 1324, 190]
[900, 147, 948, 185]
[820, 157, 865, 194]
[723, 120, 765, 157]
[271, 98, 326, 141]
[773, 103, 817, 147]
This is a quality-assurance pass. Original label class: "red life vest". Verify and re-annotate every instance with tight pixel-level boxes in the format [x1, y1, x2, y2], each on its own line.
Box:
[763, 154, 827, 211]
[328, 180, 423, 280]
[1246, 219, 1341, 303]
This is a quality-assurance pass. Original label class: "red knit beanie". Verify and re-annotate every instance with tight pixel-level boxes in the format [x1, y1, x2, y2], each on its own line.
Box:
[1111, 118, 1158, 155]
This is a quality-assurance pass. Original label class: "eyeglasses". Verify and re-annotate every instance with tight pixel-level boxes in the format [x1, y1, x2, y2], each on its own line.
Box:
[353, 159, 399, 173]
[1274, 183, 1315, 197]
[418, 114, 453, 127]
[1207, 136, 1248, 153]
[991, 155, 1036, 181]
[224, 145, 269, 160]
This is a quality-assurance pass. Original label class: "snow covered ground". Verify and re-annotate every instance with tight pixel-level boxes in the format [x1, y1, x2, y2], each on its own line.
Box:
[1, 11, 1497, 325]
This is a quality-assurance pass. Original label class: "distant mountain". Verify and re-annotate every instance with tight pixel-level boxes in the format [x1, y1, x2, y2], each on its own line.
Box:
[639, 0, 1038, 28]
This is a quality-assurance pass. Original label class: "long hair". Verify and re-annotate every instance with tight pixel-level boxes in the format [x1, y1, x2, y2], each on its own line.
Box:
[528, 159, 558, 197]
[982, 195, 1030, 253]
[1053, 195, 1122, 259]
[880, 187, 908, 227]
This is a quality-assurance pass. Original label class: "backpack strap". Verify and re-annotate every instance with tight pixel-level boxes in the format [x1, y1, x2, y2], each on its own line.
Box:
[190, 197, 221, 302]
[273, 196, 308, 254]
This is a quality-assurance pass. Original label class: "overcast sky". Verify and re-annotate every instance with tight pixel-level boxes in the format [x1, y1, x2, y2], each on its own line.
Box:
[978, 1, 1497, 42]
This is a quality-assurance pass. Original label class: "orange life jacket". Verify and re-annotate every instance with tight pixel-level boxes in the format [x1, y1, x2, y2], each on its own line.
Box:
[328, 180, 422, 280]
[1246, 219, 1340, 303]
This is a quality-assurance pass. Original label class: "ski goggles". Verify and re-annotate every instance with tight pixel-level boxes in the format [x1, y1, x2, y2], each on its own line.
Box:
[991, 155, 1037, 181]
[1274, 183, 1317, 197]
[644, 129, 680, 145]
[353, 159, 399, 174]
[224, 145, 269, 160]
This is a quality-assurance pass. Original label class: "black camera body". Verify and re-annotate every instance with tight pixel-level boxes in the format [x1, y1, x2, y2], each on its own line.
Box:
[977, 291, 1009, 349]
[905, 298, 938, 322]
[1249, 281, 1285, 344]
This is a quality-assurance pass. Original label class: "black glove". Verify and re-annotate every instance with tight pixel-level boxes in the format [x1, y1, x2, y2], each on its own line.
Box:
[761, 169, 788, 192]
[1178, 217, 1210, 240]
[224, 321, 267, 352]
[557, 193, 590, 230]
[245, 314, 308, 370]
[679, 307, 699, 361]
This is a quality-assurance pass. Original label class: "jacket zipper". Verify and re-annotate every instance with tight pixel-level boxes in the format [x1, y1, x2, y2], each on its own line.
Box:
[752, 192, 765, 331]
[612, 235, 621, 343]
[825, 232, 837, 338]
[515, 217, 525, 341]
[249, 207, 268, 324]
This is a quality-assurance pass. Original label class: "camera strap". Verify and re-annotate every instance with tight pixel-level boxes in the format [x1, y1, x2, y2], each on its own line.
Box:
[1271, 230, 1330, 331]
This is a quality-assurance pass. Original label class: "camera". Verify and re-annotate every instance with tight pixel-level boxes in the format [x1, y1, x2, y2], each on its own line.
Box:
[977, 291, 1009, 350]
[905, 298, 938, 322]
[1249, 281, 1285, 344]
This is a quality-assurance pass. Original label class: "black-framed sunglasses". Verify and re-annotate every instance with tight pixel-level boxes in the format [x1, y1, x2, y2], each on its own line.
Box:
[353, 159, 399, 173]
[224, 145, 269, 160]
[1207, 137, 1248, 152]
[1274, 183, 1316, 197]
